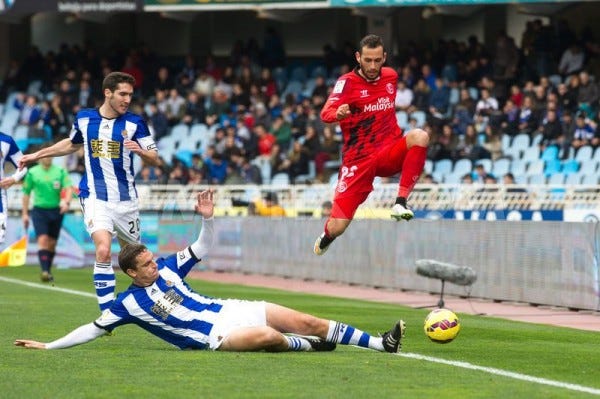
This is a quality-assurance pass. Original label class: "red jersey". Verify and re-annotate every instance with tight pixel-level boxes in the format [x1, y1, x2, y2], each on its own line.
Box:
[320, 67, 402, 164]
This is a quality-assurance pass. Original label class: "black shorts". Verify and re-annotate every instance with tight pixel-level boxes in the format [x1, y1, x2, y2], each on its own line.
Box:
[31, 207, 64, 239]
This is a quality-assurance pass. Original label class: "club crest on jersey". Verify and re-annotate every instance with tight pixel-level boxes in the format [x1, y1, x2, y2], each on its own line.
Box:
[386, 83, 394, 94]
[360, 89, 369, 98]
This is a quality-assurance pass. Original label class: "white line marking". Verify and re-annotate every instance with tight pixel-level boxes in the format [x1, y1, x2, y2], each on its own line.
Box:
[0, 276, 96, 298]
[398, 352, 600, 396]
[2, 275, 599, 395]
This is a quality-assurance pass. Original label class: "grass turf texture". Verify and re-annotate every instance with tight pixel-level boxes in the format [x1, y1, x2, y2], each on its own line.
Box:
[1, 266, 598, 399]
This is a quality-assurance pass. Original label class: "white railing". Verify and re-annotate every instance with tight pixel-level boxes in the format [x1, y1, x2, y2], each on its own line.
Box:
[8, 183, 600, 217]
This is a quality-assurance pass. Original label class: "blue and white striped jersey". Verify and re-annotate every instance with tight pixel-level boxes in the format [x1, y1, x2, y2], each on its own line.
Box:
[70, 109, 157, 202]
[0, 132, 24, 213]
[94, 246, 223, 350]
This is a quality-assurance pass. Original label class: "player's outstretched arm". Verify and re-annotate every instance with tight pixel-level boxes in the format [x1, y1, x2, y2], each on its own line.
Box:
[14, 322, 107, 350]
[18, 139, 81, 169]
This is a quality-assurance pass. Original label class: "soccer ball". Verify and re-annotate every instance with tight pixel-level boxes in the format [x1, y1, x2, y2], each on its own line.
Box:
[424, 308, 460, 343]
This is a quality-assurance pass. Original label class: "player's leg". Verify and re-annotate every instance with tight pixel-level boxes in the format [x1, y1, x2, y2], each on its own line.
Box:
[31, 209, 52, 281]
[218, 326, 290, 352]
[81, 197, 118, 311]
[0, 211, 7, 245]
[46, 210, 65, 277]
[378, 130, 429, 221]
[91, 230, 115, 311]
[265, 303, 405, 353]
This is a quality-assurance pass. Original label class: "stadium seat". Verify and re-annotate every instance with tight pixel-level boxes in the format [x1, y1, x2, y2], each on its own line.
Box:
[521, 146, 541, 163]
[548, 74, 562, 87]
[592, 147, 600, 163]
[579, 159, 598, 175]
[528, 173, 546, 184]
[443, 173, 461, 184]
[547, 172, 566, 185]
[310, 65, 327, 79]
[271, 173, 290, 187]
[565, 173, 583, 185]
[170, 124, 190, 142]
[468, 87, 479, 100]
[561, 159, 580, 175]
[289, 66, 307, 82]
[575, 145, 594, 162]
[531, 134, 543, 147]
[282, 80, 303, 99]
[511, 133, 531, 151]
[581, 174, 599, 185]
[251, 158, 271, 184]
[541, 145, 559, 161]
[433, 159, 453, 177]
[424, 159, 433, 174]
[410, 111, 426, 128]
[510, 159, 527, 176]
[491, 158, 509, 177]
[453, 158, 472, 177]
[526, 159, 545, 175]
[544, 159, 562, 176]
[501, 134, 512, 153]
[396, 111, 408, 129]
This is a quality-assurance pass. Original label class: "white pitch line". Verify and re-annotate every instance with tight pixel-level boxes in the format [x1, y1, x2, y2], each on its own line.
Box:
[2, 275, 599, 396]
[397, 353, 600, 396]
[0, 275, 96, 298]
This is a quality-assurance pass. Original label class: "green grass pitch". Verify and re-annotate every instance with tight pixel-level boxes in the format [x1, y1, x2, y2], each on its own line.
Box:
[1, 266, 599, 399]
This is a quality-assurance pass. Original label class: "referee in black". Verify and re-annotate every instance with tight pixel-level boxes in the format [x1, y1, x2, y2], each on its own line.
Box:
[22, 157, 73, 282]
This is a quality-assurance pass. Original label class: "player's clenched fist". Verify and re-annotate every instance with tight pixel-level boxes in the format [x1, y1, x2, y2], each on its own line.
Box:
[336, 104, 351, 121]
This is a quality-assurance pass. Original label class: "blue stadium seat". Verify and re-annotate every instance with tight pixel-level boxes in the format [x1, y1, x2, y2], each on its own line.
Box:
[544, 159, 562, 176]
[561, 159, 580, 175]
[541, 145, 559, 161]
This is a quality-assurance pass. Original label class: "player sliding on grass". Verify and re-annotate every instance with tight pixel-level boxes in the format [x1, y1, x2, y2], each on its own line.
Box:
[15, 189, 405, 353]
[314, 34, 429, 255]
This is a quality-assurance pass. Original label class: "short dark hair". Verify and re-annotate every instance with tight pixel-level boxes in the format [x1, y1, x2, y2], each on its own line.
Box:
[102, 71, 136, 92]
[118, 243, 148, 274]
[359, 34, 385, 54]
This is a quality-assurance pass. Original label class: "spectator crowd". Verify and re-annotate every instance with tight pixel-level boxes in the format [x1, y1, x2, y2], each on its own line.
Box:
[2, 17, 600, 187]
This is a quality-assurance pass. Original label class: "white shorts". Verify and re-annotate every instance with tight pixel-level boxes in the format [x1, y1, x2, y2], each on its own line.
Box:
[0, 212, 6, 244]
[80, 197, 141, 244]
[208, 299, 267, 350]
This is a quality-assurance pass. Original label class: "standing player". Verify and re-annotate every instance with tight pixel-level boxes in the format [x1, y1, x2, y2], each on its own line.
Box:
[14, 190, 406, 354]
[0, 132, 28, 245]
[19, 72, 160, 311]
[21, 157, 73, 282]
[314, 34, 429, 255]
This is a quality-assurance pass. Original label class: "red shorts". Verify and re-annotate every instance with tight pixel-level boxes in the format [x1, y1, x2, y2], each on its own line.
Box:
[331, 137, 408, 219]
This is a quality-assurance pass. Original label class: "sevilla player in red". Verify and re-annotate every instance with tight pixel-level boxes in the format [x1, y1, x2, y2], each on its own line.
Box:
[314, 34, 429, 255]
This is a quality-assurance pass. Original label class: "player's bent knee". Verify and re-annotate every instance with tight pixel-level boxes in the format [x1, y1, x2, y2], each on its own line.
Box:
[407, 128, 430, 147]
